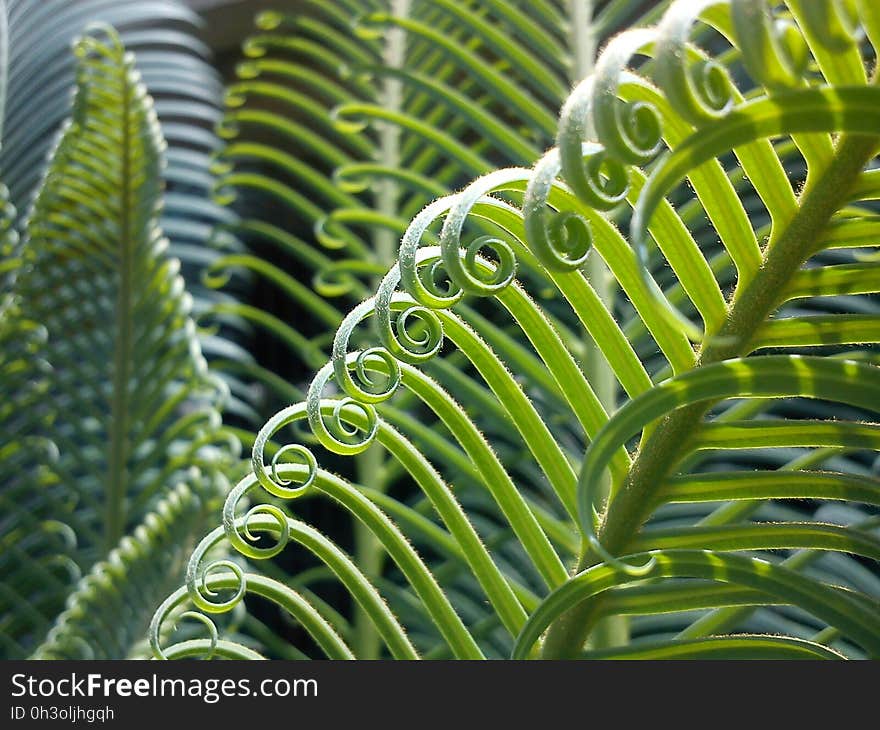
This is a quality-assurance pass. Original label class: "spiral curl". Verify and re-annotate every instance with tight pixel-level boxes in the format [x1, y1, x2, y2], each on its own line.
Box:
[731, 0, 809, 91]
[558, 9, 740, 343]
[313, 260, 385, 297]
[200, 258, 236, 290]
[270, 444, 317, 496]
[332, 299, 403, 403]
[651, 3, 736, 126]
[438, 169, 524, 297]
[314, 213, 354, 250]
[252, 404, 319, 499]
[591, 29, 665, 164]
[150, 587, 222, 661]
[557, 86, 631, 211]
[375, 268, 446, 365]
[186, 556, 246, 615]
[223, 477, 291, 561]
[163, 0, 880, 650]
[398, 197, 465, 310]
[306, 362, 380, 456]
[329, 105, 370, 136]
[152, 473, 298, 659]
[522, 148, 593, 272]
[390, 303, 444, 360]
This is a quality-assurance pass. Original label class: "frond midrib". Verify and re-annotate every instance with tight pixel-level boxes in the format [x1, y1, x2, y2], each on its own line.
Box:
[543, 130, 880, 658]
[105, 60, 135, 551]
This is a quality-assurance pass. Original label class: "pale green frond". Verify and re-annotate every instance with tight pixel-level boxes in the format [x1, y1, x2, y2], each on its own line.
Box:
[2, 27, 234, 658]
[128, 0, 880, 661]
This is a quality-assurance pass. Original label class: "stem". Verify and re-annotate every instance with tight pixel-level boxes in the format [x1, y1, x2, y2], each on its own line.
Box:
[351, 0, 411, 658]
[353, 445, 387, 659]
[374, 0, 409, 268]
[542, 132, 880, 658]
[105, 65, 134, 552]
[568, 0, 627, 649]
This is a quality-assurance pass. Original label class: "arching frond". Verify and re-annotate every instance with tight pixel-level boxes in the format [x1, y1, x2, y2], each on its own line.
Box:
[155, 0, 880, 660]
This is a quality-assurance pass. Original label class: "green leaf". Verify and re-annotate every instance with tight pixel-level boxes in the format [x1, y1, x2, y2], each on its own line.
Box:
[3, 26, 232, 658]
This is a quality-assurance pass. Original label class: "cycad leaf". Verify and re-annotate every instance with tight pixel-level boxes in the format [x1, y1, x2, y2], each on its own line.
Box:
[1, 0, 244, 400]
[151, 0, 880, 662]
[2, 26, 231, 658]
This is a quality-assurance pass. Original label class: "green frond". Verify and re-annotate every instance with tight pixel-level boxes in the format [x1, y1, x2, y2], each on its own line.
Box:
[2, 0, 876, 664]
[33, 479, 222, 660]
[0, 0, 248, 409]
[153, 0, 880, 661]
[1, 26, 233, 658]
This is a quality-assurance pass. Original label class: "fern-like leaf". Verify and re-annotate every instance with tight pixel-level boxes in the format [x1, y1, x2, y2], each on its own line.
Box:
[153, 0, 880, 661]
[1, 26, 233, 658]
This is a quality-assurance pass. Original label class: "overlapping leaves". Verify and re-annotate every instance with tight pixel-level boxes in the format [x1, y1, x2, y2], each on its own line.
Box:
[155, 0, 880, 660]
